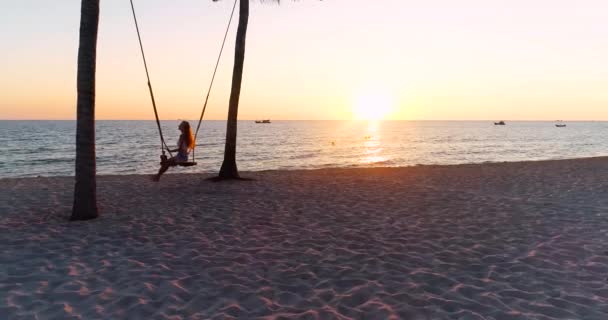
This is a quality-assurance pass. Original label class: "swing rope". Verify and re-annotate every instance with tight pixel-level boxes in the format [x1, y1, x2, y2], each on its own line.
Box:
[129, 0, 172, 157]
[193, 0, 238, 162]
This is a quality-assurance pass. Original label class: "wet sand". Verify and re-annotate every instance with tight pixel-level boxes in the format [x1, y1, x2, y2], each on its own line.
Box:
[1, 157, 608, 319]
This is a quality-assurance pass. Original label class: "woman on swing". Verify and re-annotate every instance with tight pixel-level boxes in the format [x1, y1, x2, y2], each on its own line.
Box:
[152, 121, 195, 182]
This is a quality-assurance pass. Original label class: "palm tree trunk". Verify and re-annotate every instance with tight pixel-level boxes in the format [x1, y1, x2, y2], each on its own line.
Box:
[219, 0, 249, 179]
[71, 0, 100, 221]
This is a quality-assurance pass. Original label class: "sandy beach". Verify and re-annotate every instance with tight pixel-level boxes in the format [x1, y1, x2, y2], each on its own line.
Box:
[1, 157, 607, 319]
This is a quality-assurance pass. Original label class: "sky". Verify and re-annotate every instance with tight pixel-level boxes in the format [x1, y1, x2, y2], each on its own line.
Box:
[1, 0, 607, 120]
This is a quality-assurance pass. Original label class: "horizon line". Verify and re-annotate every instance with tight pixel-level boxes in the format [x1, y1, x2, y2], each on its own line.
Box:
[1, 119, 607, 122]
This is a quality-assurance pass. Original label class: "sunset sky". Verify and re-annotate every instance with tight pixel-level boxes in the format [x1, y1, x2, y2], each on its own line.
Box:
[1, 0, 607, 120]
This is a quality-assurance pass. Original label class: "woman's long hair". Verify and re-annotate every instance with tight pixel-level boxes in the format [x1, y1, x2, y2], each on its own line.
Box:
[180, 121, 195, 150]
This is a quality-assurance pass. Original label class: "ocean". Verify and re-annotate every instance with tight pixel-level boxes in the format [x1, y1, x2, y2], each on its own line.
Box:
[1, 120, 606, 178]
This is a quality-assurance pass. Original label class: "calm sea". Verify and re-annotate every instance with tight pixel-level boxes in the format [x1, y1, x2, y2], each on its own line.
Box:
[1, 120, 606, 178]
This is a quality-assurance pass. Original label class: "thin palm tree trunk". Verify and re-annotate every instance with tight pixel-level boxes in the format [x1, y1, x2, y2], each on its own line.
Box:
[219, 0, 249, 179]
[71, 0, 100, 220]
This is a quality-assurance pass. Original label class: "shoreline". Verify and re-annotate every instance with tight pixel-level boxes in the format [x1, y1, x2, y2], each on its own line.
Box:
[1, 156, 607, 319]
[2, 155, 608, 181]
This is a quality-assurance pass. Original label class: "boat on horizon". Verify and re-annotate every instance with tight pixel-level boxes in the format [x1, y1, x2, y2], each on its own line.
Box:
[555, 121, 566, 127]
[255, 119, 271, 124]
[494, 121, 506, 125]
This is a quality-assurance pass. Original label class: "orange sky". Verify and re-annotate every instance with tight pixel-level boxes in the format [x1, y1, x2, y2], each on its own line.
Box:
[1, 0, 608, 120]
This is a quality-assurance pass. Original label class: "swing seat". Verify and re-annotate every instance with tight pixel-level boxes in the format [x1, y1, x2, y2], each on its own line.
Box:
[159, 155, 197, 167]
[159, 159, 197, 167]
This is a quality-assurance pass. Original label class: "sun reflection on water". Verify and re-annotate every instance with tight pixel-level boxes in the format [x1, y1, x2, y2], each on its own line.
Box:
[360, 120, 389, 164]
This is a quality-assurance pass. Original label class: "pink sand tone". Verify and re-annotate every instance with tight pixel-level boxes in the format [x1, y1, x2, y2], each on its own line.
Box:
[1, 158, 608, 319]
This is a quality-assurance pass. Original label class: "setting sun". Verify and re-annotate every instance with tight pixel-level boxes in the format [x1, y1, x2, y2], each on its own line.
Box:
[352, 90, 394, 120]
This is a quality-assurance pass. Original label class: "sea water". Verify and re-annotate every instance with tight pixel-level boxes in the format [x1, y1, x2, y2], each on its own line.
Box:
[1, 120, 606, 178]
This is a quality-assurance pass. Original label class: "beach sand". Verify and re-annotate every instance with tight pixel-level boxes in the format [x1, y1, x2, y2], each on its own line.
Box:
[1, 157, 607, 319]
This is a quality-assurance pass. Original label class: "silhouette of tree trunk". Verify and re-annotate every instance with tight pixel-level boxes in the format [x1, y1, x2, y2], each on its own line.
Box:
[219, 0, 249, 179]
[71, 0, 99, 221]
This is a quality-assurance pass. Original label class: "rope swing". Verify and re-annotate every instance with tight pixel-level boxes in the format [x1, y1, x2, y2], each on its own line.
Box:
[129, 0, 238, 164]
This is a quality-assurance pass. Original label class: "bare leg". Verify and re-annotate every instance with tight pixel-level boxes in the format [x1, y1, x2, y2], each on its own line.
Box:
[153, 158, 176, 181]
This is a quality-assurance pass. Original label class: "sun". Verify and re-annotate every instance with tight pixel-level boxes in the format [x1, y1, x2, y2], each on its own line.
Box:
[352, 90, 394, 120]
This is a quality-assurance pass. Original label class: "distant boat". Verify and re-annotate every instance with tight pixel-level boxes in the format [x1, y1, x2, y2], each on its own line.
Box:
[555, 120, 566, 127]
[494, 121, 505, 125]
[255, 119, 271, 124]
